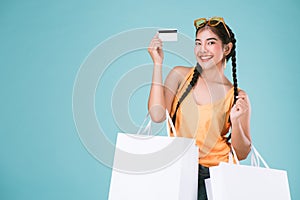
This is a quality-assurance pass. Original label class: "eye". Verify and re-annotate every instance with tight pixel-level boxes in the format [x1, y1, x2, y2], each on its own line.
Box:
[195, 41, 201, 46]
[208, 41, 216, 45]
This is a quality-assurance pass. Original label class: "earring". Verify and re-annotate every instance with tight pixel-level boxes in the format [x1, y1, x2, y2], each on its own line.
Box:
[223, 60, 227, 69]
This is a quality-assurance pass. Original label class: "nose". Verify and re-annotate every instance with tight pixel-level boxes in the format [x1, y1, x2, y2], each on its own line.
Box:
[200, 43, 208, 53]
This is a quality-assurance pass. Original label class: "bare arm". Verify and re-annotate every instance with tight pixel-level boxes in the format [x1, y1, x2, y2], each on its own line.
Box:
[148, 63, 166, 122]
[230, 90, 252, 160]
[147, 34, 184, 122]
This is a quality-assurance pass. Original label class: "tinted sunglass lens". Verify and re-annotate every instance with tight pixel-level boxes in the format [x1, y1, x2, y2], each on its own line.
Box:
[195, 19, 206, 28]
[209, 19, 221, 26]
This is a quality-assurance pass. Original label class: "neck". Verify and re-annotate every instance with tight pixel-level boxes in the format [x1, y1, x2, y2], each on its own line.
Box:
[201, 61, 226, 83]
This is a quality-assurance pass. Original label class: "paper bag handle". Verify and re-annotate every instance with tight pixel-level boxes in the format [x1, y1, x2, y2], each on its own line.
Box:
[165, 109, 177, 137]
[136, 113, 152, 135]
[250, 145, 270, 168]
[137, 110, 177, 137]
[230, 144, 270, 168]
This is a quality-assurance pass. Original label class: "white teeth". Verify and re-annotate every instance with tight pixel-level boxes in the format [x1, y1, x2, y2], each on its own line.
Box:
[200, 56, 212, 60]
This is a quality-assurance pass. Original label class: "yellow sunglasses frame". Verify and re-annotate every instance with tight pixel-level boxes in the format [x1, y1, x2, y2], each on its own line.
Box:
[194, 17, 231, 38]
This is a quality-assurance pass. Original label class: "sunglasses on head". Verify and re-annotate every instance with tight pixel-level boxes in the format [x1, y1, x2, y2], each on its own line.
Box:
[194, 17, 231, 38]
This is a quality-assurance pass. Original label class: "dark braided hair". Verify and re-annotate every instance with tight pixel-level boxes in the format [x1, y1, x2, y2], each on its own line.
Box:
[171, 20, 238, 128]
[226, 29, 238, 105]
[171, 63, 202, 124]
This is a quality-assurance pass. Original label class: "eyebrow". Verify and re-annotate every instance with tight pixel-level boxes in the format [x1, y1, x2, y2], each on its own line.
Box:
[195, 37, 218, 41]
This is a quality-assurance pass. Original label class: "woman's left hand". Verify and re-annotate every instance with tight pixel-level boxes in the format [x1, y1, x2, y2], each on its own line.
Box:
[230, 91, 251, 121]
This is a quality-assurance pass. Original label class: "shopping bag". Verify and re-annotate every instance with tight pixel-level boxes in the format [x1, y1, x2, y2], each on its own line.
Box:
[108, 111, 199, 200]
[205, 146, 291, 200]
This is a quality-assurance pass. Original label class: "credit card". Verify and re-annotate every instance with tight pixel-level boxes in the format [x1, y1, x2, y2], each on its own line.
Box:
[158, 29, 178, 41]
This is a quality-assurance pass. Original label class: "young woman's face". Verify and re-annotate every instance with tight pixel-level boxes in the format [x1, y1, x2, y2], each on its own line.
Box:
[194, 28, 226, 70]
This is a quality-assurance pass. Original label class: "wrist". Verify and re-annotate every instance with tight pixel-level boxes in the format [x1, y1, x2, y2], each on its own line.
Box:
[154, 63, 163, 67]
[230, 116, 240, 125]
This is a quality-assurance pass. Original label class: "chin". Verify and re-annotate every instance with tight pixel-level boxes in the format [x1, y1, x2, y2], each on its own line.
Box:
[199, 62, 215, 70]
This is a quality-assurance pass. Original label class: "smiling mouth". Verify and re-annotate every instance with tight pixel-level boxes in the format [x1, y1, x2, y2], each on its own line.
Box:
[199, 55, 213, 62]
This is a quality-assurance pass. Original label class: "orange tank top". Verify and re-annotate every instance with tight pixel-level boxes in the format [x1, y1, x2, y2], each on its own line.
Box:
[170, 68, 235, 167]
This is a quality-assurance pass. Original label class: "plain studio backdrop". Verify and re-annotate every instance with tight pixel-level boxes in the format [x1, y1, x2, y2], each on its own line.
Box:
[1, 0, 299, 199]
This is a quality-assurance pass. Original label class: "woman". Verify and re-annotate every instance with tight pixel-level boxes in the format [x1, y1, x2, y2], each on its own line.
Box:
[147, 17, 252, 200]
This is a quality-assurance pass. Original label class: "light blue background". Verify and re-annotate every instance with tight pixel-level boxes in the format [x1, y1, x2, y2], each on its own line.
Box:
[1, 0, 299, 199]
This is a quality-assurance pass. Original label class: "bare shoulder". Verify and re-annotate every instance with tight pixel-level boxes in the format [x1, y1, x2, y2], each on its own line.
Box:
[167, 66, 193, 83]
[164, 66, 193, 93]
[172, 66, 192, 74]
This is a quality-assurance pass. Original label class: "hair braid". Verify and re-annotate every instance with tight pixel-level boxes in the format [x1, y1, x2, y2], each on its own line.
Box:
[225, 28, 238, 141]
[227, 30, 238, 105]
[171, 64, 202, 124]
[222, 25, 238, 104]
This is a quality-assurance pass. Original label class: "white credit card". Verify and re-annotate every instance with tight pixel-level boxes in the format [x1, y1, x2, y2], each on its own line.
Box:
[158, 29, 178, 41]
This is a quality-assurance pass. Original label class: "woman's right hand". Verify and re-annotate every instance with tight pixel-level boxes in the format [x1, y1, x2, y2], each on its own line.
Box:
[148, 33, 164, 65]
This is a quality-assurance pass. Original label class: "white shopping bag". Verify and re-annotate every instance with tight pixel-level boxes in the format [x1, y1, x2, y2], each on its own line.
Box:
[205, 146, 291, 200]
[108, 111, 199, 200]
